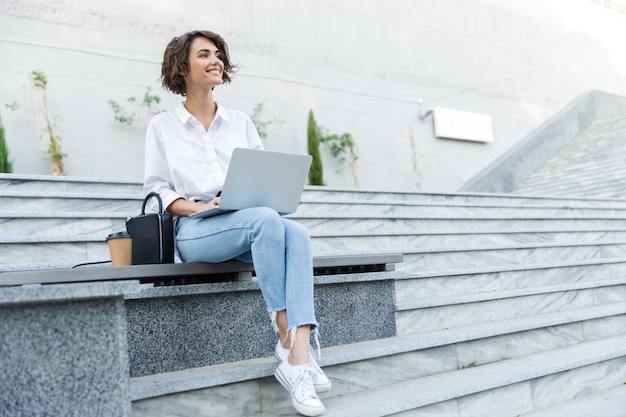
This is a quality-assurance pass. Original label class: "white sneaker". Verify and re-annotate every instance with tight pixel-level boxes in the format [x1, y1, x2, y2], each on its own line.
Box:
[274, 340, 332, 393]
[274, 361, 326, 416]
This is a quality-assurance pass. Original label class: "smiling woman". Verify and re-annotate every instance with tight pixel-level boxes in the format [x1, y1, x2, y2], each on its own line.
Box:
[143, 30, 330, 417]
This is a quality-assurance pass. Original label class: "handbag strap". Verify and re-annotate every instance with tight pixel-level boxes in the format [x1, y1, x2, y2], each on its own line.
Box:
[141, 191, 164, 214]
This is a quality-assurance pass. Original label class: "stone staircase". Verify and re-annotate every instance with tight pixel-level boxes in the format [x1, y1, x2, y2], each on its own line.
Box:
[514, 113, 626, 198]
[1, 173, 626, 416]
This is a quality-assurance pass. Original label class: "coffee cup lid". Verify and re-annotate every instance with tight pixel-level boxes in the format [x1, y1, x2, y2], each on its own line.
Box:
[106, 231, 131, 241]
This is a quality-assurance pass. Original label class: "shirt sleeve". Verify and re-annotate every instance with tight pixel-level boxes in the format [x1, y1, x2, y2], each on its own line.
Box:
[143, 117, 184, 212]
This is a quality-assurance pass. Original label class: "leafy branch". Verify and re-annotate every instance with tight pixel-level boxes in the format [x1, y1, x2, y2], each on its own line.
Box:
[251, 102, 281, 139]
[109, 87, 163, 125]
[31, 70, 65, 176]
[320, 131, 359, 187]
[5, 102, 19, 112]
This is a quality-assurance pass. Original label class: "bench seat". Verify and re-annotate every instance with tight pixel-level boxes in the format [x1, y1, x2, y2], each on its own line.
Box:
[0, 253, 402, 287]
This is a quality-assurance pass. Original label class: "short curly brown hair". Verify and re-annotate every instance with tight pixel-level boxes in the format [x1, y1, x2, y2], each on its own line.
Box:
[161, 30, 237, 96]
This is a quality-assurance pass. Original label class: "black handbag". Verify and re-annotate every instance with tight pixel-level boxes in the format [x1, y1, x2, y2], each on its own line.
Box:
[126, 192, 175, 265]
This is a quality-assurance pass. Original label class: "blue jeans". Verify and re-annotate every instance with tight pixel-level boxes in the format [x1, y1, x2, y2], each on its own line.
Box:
[176, 207, 318, 332]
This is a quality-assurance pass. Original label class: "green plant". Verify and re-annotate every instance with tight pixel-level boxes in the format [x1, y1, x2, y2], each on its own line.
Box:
[320, 131, 358, 187]
[31, 70, 65, 176]
[307, 109, 325, 186]
[250, 102, 272, 139]
[0, 112, 13, 173]
[109, 87, 163, 125]
[5, 102, 19, 112]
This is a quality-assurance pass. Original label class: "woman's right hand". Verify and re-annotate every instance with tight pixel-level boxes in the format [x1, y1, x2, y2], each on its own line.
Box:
[208, 196, 220, 207]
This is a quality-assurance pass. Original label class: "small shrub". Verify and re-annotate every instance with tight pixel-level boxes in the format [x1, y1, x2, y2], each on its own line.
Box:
[0, 112, 13, 173]
[307, 110, 324, 186]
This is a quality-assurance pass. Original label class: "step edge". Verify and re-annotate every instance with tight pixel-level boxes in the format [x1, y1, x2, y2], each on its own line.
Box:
[129, 303, 626, 401]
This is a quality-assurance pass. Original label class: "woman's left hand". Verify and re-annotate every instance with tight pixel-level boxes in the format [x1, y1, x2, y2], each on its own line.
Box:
[167, 198, 216, 216]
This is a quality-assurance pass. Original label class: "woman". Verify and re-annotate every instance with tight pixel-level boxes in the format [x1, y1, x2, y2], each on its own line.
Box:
[143, 30, 330, 416]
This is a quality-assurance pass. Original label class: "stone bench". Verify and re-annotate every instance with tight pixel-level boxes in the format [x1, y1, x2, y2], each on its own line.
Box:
[0, 253, 403, 414]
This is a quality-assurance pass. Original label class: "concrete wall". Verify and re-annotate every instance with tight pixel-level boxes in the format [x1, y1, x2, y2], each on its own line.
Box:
[1, 0, 626, 192]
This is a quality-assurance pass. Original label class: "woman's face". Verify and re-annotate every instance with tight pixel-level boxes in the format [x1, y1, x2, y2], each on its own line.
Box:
[184, 36, 225, 92]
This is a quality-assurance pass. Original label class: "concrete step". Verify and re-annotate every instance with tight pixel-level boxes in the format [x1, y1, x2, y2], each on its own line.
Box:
[294, 201, 626, 217]
[518, 164, 626, 191]
[311, 228, 626, 252]
[0, 212, 126, 236]
[582, 113, 626, 130]
[396, 257, 626, 303]
[518, 172, 626, 197]
[518, 181, 626, 199]
[294, 216, 626, 235]
[0, 239, 110, 266]
[302, 188, 626, 208]
[396, 276, 626, 335]
[0, 191, 141, 212]
[397, 276, 626, 310]
[398, 241, 626, 273]
[520, 384, 626, 417]
[130, 307, 626, 417]
[523, 149, 626, 178]
[0, 173, 143, 194]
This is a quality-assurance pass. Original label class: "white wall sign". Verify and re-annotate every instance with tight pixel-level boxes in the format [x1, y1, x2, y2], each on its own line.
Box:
[432, 107, 494, 143]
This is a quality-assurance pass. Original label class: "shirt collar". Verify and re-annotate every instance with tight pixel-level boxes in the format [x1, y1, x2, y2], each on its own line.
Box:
[174, 101, 230, 124]
[215, 101, 230, 122]
[174, 102, 192, 124]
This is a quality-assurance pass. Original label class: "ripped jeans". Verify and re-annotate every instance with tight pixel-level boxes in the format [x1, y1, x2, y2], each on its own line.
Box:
[176, 207, 319, 333]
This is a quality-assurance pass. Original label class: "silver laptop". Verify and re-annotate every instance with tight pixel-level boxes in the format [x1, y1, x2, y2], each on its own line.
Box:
[189, 148, 312, 218]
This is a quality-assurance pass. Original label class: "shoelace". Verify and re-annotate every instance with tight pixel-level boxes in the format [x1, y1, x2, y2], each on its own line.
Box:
[305, 360, 326, 387]
[293, 368, 318, 400]
[308, 355, 323, 374]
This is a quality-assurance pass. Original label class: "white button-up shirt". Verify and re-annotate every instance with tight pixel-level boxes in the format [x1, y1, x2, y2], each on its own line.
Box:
[144, 102, 263, 211]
